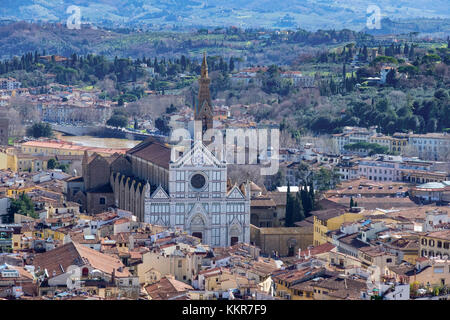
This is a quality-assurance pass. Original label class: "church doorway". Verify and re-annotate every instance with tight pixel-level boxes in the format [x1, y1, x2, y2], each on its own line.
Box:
[230, 237, 239, 246]
[192, 232, 203, 240]
[190, 214, 206, 243]
[288, 246, 295, 257]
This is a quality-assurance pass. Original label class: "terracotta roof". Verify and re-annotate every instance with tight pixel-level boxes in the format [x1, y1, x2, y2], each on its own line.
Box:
[33, 242, 130, 278]
[312, 208, 348, 221]
[327, 197, 418, 210]
[424, 229, 450, 241]
[250, 197, 276, 207]
[127, 137, 171, 169]
[298, 243, 335, 258]
[386, 206, 447, 221]
[21, 140, 127, 155]
[144, 276, 193, 300]
[338, 232, 370, 249]
[314, 276, 365, 290]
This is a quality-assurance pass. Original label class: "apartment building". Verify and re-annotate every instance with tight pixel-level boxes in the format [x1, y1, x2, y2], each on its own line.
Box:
[408, 133, 450, 161]
[333, 126, 378, 153]
[0, 78, 21, 90]
[419, 230, 450, 258]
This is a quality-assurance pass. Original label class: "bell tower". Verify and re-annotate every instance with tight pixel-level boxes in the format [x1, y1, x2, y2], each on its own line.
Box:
[195, 52, 213, 143]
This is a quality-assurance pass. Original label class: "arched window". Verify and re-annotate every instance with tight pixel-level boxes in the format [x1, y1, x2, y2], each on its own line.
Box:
[82, 267, 89, 277]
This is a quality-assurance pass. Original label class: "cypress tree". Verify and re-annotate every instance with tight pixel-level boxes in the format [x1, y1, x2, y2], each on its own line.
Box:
[292, 191, 305, 224]
[308, 181, 315, 212]
[285, 183, 294, 227]
[300, 184, 310, 216]
[229, 57, 235, 72]
[350, 197, 355, 208]
[342, 63, 346, 82]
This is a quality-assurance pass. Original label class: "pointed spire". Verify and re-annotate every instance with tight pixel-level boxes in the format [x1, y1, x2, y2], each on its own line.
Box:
[201, 52, 208, 78]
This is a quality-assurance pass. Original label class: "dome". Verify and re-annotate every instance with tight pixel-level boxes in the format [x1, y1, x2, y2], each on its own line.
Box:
[417, 182, 445, 189]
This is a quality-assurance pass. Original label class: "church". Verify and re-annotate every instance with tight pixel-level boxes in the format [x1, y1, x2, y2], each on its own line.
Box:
[69, 54, 251, 247]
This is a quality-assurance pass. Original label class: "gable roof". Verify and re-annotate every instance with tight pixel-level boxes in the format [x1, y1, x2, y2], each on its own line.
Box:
[227, 184, 245, 199]
[144, 276, 193, 300]
[33, 242, 130, 278]
[172, 140, 223, 168]
[127, 137, 171, 169]
[151, 185, 169, 199]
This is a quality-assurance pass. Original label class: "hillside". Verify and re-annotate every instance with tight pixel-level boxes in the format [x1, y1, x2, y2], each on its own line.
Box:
[0, 0, 449, 31]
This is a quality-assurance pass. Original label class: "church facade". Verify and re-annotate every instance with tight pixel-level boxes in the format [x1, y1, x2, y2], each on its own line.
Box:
[144, 140, 251, 247]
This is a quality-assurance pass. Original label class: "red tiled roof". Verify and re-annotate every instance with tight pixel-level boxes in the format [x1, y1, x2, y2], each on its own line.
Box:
[127, 137, 171, 169]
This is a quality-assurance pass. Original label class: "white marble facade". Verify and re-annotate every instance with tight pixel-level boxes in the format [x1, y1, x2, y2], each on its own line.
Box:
[144, 140, 251, 247]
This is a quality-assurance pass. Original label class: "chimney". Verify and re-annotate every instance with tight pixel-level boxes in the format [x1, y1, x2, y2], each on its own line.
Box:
[111, 268, 115, 284]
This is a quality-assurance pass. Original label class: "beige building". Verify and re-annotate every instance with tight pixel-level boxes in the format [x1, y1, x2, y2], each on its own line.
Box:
[137, 243, 204, 285]
[250, 223, 313, 257]
[386, 258, 450, 288]
[203, 268, 252, 293]
[358, 246, 396, 270]
[419, 230, 450, 258]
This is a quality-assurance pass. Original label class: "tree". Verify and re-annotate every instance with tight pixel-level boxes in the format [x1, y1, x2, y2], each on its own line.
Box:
[155, 116, 170, 135]
[47, 158, 57, 170]
[269, 170, 285, 190]
[386, 69, 397, 87]
[285, 183, 294, 227]
[350, 197, 355, 208]
[292, 191, 305, 224]
[7, 193, 37, 221]
[308, 181, 315, 212]
[300, 184, 313, 216]
[106, 115, 128, 128]
[314, 168, 341, 191]
[26, 122, 53, 138]
[229, 57, 235, 72]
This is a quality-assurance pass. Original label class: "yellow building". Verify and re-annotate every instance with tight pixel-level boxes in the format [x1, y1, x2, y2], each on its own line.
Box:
[20, 140, 127, 157]
[0, 147, 18, 171]
[273, 267, 326, 300]
[0, 147, 52, 172]
[7, 185, 37, 198]
[313, 209, 363, 246]
[390, 137, 408, 154]
[419, 230, 450, 258]
[16, 154, 50, 172]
